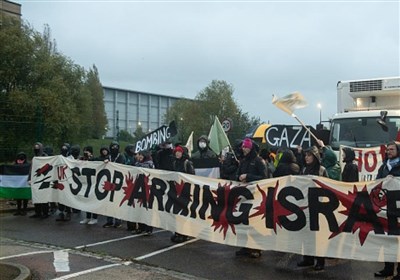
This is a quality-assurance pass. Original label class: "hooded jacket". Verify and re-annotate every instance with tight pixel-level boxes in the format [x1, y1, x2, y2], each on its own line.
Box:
[341, 147, 359, 182]
[96, 146, 110, 161]
[191, 135, 217, 159]
[173, 146, 195, 174]
[60, 143, 71, 157]
[220, 152, 239, 180]
[124, 144, 136, 165]
[33, 142, 47, 157]
[15, 152, 28, 165]
[273, 149, 300, 177]
[321, 146, 341, 180]
[302, 146, 328, 177]
[236, 142, 269, 182]
[109, 141, 126, 164]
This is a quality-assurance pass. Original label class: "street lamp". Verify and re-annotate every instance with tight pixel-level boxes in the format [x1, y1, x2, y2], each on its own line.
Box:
[316, 103, 324, 131]
[180, 117, 184, 143]
[317, 103, 322, 124]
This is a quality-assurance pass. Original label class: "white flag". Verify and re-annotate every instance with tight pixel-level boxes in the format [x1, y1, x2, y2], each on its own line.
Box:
[272, 92, 307, 115]
[185, 131, 194, 158]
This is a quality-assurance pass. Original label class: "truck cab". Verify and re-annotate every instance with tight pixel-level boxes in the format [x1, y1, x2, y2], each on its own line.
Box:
[329, 77, 400, 152]
[329, 110, 400, 151]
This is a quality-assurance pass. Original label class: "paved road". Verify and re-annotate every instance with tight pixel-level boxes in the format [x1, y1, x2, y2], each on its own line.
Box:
[0, 209, 390, 280]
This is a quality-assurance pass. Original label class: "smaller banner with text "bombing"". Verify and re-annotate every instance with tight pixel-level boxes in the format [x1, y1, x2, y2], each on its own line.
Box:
[31, 156, 400, 262]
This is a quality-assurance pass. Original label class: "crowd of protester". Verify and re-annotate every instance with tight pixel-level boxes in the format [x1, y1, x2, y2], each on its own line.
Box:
[7, 136, 400, 278]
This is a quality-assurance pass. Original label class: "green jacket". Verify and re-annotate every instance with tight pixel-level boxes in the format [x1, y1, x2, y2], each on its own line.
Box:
[321, 146, 341, 180]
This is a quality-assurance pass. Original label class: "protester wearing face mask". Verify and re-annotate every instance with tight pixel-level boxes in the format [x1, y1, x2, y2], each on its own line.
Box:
[13, 152, 30, 216]
[191, 135, 217, 159]
[103, 141, 126, 229]
[29, 142, 50, 219]
[56, 143, 80, 222]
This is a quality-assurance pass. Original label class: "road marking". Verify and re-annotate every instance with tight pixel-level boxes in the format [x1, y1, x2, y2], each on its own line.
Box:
[51, 263, 122, 280]
[0, 250, 53, 260]
[74, 229, 167, 249]
[53, 250, 70, 272]
[134, 238, 199, 261]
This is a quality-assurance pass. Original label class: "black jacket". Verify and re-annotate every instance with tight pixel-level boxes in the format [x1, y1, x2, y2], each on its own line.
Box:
[173, 157, 195, 174]
[236, 148, 269, 182]
[220, 152, 239, 180]
[377, 159, 400, 178]
[341, 147, 359, 182]
[273, 149, 300, 177]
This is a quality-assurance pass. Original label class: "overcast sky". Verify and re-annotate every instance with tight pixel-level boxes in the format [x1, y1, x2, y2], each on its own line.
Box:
[16, 0, 400, 128]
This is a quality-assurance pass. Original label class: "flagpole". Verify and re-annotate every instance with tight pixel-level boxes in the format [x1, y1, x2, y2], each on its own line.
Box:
[291, 113, 319, 142]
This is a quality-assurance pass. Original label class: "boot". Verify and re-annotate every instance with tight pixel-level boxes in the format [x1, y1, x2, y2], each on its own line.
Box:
[56, 213, 65, 221]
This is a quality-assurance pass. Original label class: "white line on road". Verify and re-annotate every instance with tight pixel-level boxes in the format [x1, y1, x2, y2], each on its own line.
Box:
[134, 238, 199, 261]
[53, 250, 70, 272]
[51, 263, 122, 280]
[74, 229, 167, 249]
[0, 250, 53, 260]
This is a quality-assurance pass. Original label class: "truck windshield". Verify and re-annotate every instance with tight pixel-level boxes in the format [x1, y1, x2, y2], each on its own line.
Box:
[329, 117, 400, 150]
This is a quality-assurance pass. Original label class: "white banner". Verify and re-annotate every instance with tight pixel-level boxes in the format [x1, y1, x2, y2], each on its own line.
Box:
[340, 145, 386, 181]
[31, 156, 400, 262]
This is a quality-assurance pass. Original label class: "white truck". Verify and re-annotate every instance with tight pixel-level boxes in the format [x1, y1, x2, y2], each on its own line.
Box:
[329, 76, 400, 153]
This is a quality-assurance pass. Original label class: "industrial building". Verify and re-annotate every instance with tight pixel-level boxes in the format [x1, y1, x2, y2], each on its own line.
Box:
[0, 0, 21, 21]
[103, 86, 182, 138]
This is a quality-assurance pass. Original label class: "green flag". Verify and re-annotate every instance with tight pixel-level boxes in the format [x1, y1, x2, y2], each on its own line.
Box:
[208, 116, 230, 155]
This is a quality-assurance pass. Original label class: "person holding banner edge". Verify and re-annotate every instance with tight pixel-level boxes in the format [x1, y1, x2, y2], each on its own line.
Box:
[13, 152, 30, 216]
[374, 142, 400, 279]
[171, 145, 195, 243]
[235, 138, 270, 258]
[102, 141, 126, 228]
[29, 142, 50, 219]
[297, 145, 328, 271]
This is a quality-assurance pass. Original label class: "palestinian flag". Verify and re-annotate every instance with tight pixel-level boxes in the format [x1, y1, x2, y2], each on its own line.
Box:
[192, 158, 221, 179]
[0, 164, 31, 199]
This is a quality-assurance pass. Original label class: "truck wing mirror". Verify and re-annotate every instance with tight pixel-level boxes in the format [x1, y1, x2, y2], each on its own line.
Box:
[376, 110, 388, 132]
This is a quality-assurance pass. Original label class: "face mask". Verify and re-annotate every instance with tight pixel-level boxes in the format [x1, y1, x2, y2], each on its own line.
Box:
[199, 142, 207, 149]
[110, 147, 119, 155]
[61, 148, 68, 157]
[71, 151, 79, 158]
[34, 148, 40, 156]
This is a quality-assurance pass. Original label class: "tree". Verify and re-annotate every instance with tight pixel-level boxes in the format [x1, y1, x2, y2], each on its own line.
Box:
[132, 126, 146, 143]
[86, 65, 107, 139]
[0, 17, 107, 161]
[164, 80, 260, 148]
[118, 130, 134, 143]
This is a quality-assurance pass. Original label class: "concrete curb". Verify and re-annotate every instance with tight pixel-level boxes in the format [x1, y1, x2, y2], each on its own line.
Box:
[0, 262, 31, 280]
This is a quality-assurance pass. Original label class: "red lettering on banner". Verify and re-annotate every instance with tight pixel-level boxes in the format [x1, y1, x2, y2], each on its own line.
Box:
[57, 166, 68, 180]
[354, 149, 363, 172]
[364, 151, 377, 172]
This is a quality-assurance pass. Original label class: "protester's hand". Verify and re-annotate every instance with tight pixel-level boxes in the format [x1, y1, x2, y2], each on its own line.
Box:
[239, 174, 247, 182]
[316, 139, 325, 148]
[104, 159, 109, 163]
[296, 146, 302, 154]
